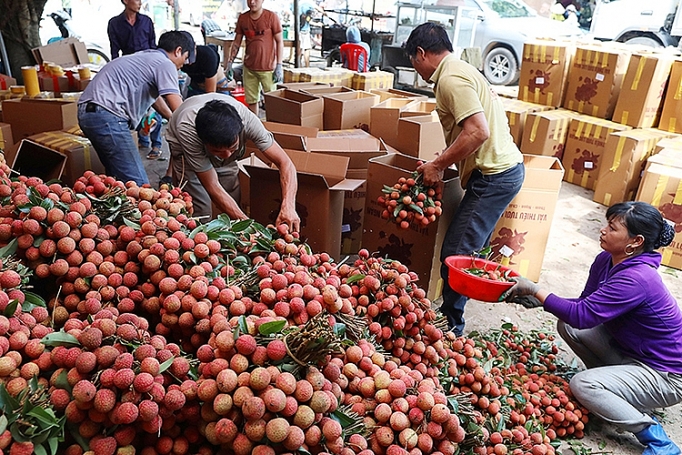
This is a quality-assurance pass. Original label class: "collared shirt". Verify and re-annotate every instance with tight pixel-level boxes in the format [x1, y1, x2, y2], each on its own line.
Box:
[431, 53, 522, 187]
[107, 11, 156, 58]
[78, 49, 180, 127]
[166, 93, 274, 174]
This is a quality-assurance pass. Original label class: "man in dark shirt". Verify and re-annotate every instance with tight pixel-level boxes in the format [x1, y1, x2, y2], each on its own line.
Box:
[182, 43, 232, 96]
[107, 0, 156, 58]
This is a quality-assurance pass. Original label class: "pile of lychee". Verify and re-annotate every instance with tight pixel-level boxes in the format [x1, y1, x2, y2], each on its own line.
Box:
[0, 153, 590, 455]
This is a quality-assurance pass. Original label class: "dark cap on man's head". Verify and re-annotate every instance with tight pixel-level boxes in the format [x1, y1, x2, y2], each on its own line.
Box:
[180, 31, 197, 64]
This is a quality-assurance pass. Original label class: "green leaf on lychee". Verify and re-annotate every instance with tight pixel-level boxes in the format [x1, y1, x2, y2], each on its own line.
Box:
[122, 217, 140, 230]
[258, 320, 286, 335]
[238, 315, 248, 334]
[0, 238, 17, 258]
[159, 356, 175, 374]
[345, 274, 364, 284]
[54, 370, 71, 393]
[3, 300, 18, 317]
[22, 291, 46, 312]
[40, 331, 80, 347]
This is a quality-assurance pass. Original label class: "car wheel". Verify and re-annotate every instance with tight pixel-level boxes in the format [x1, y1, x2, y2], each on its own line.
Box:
[624, 36, 662, 48]
[483, 47, 518, 86]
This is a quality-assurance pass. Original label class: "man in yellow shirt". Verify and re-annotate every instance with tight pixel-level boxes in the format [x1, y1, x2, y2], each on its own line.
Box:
[405, 23, 525, 336]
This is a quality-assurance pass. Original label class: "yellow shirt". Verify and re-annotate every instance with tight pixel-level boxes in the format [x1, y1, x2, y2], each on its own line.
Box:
[431, 53, 522, 186]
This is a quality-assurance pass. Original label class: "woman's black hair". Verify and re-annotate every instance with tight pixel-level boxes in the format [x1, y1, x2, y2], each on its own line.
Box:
[404, 23, 453, 58]
[195, 100, 244, 148]
[606, 201, 675, 251]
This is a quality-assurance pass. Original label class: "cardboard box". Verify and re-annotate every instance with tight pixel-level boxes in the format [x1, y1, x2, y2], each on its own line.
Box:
[518, 39, 574, 107]
[39, 71, 90, 94]
[401, 100, 438, 118]
[520, 109, 582, 159]
[593, 128, 675, 206]
[362, 153, 464, 300]
[490, 155, 564, 281]
[277, 82, 331, 91]
[645, 147, 682, 169]
[636, 162, 682, 270]
[0, 74, 17, 91]
[351, 71, 394, 91]
[300, 86, 354, 96]
[27, 131, 105, 186]
[654, 136, 682, 154]
[1, 98, 78, 142]
[316, 129, 375, 138]
[658, 59, 682, 134]
[0, 123, 13, 152]
[370, 98, 419, 148]
[245, 150, 364, 259]
[612, 52, 673, 128]
[563, 44, 631, 120]
[284, 68, 353, 87]
[308, 137, 388, 255]
[491, 85, 519, 99]
[500, 98, 554, 147]
[10, 140, 67, 181]
[263, 90, 324, 129]
[262, 121, 318, 138]
[396, 114, 447, 162]
[321, 91, 379, 131]
[32, 38, 90, 68]
[369, 88, 428, 103]
[562, 115, 631, 190]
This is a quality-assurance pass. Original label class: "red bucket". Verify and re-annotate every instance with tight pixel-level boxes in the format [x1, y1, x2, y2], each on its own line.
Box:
[232, 86, 248, 107]
[444, 255, 519, 302]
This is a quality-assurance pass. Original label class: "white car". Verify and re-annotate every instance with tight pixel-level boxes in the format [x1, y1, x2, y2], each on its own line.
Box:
[410, 0, 585, 85]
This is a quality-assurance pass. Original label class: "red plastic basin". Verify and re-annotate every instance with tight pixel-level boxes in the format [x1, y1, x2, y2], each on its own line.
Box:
[444, 255, 520, 302]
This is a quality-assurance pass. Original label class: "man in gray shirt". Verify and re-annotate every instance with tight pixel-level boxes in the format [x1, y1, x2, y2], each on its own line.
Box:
[166, 93, 300, 231]
[78, 31, 195, 185]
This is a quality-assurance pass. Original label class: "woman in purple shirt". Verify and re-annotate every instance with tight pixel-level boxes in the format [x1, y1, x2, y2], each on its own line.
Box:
[504, 201, 681, 455]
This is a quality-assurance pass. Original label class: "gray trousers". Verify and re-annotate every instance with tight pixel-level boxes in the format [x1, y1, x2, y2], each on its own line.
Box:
[558, 320, 682, 433]
[172, 157, 241, 220]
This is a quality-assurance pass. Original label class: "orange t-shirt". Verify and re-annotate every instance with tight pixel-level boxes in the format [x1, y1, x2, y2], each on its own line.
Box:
[236, 9, 282, 72]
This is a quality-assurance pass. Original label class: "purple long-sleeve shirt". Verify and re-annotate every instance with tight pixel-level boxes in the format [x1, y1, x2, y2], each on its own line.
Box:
[544, 251, 682, 374]
[107, 12, 156, 58]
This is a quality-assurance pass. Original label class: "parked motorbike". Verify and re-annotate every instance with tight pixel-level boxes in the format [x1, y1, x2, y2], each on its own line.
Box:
[44, 10, 110, 66]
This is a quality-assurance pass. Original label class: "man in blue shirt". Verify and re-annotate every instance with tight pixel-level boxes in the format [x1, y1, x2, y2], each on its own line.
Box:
[107, 0, 156, 58]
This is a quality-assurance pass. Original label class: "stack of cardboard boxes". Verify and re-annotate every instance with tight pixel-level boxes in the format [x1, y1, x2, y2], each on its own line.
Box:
[511, 37, 682, 272]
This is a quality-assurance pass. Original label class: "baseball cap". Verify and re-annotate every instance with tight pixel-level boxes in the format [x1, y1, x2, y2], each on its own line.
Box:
[180, 31, 197, 64]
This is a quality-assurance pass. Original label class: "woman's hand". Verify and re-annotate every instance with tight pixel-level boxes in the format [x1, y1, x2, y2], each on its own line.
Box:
[500, 277, 540, 302]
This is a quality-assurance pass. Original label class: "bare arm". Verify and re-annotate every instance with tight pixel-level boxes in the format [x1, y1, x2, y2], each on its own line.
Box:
[262, 142, 300, 232]
[153, 94, 181, 120]
[196, 168, 248, 220]
[203, 75, 218, 93]
[228, 33, 243, 63]
[417, 111, 490, 185]
[273, 31, 284, 65]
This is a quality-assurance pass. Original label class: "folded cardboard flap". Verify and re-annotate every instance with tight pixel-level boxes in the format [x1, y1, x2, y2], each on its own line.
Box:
[401, 101, 438, 117]
[306, 137, 380, 152]
[11, 139, 67, 181]
[301, 86, 354, 96]
[272, 132, 307, 151]
[284, 149, 350, 187]
[375, 98, 418, 110]
[32, 38, 89, 68]
[262, 121, 318, 138]
[316, 129, 374, 138]
[370, 88, 428, 102]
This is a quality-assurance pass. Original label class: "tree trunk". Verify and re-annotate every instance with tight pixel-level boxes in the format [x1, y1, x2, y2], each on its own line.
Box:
[0, 0, 48, 83]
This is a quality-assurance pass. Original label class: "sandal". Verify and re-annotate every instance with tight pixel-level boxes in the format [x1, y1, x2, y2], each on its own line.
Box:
[159, 175, 172, 186]
[147, 148, 162, 160]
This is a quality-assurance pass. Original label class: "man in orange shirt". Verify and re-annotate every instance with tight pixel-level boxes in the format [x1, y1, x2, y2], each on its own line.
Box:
[228, 0, 284, 116]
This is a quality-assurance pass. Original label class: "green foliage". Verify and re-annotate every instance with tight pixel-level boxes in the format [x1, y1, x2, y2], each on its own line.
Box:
[0, 378, 65, 455]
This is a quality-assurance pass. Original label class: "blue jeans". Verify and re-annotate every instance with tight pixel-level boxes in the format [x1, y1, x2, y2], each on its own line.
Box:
[78, 103, 149, 185]
[440, 163, 525, 335]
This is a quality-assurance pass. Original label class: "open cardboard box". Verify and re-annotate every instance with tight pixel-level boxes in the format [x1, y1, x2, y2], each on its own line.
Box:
[490, 154, 564, 282]
[396, 114, 447, 162]
[322, 91, 379, 131]
[32, 38, 90, 67]
[245, 149, 363, 259]
[369, 88, 428, 103]
[263, 89, 324, 129]
[362, 153, 463, 300]
[11, 139, 67, 182]
[308, 138, 390, 254]
[400, 100, 438, 118]
[370, 98, 419, 148]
